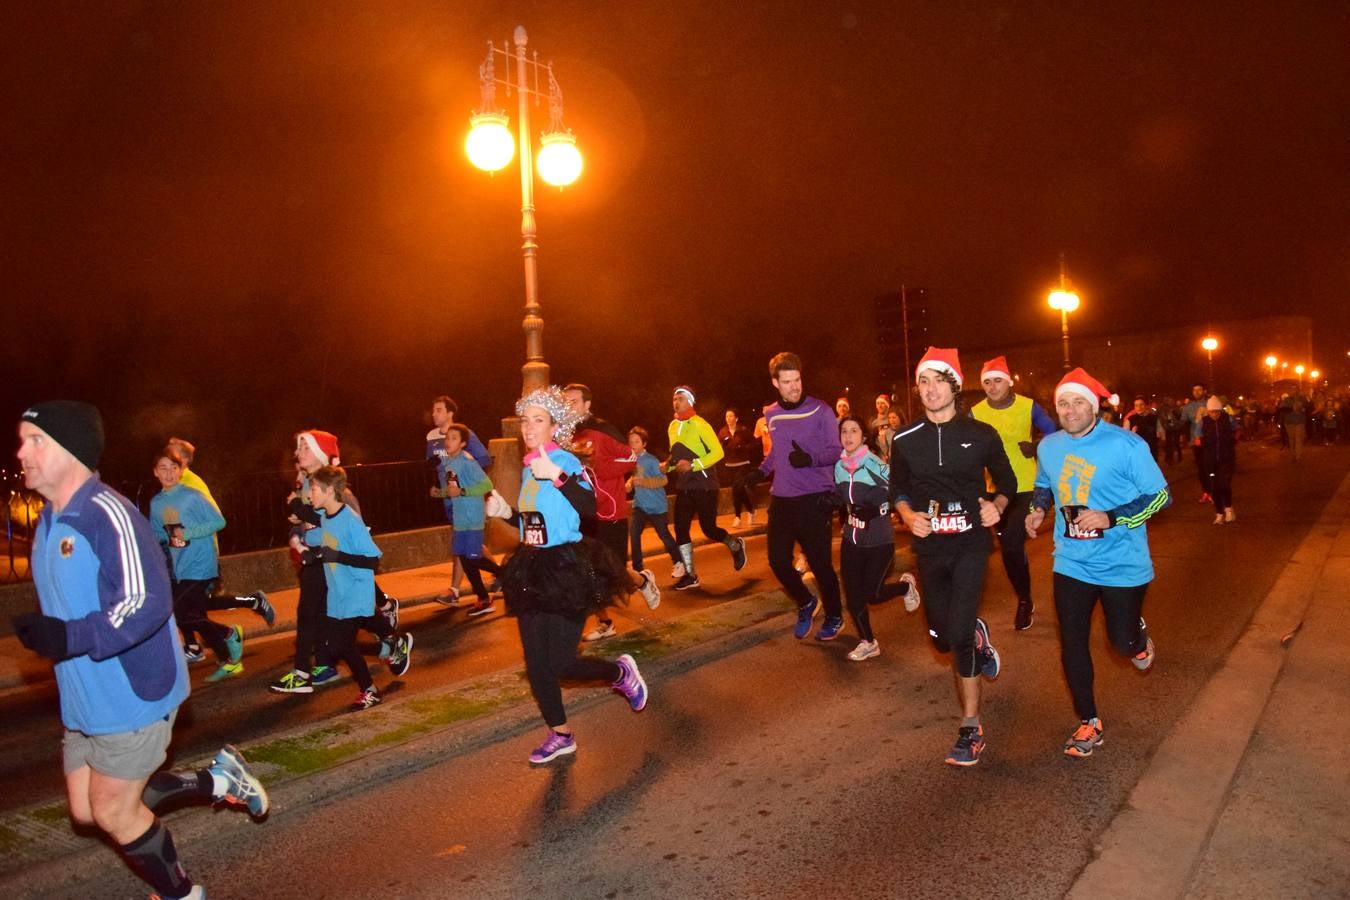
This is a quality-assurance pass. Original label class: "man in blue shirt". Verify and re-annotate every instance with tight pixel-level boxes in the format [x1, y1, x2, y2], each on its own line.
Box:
[1026, 369, 1171, 760]
[13, 401, 267, 900]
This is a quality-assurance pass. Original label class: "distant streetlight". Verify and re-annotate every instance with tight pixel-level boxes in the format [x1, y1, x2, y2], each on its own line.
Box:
[1047, 254, 1080, 371]
[467, 26, 583, 402]
[1310, 369, 1320, 384]
[1295, 364, 1305, 392]
[1264, 355, 1277, 385]
[1201, 336, 1218, 385]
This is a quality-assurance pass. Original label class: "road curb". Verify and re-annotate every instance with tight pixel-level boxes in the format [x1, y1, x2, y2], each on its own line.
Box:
[1065, 465, 1350, 899]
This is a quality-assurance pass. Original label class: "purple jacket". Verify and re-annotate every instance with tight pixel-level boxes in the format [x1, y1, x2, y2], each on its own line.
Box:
[757, 396, 841, 497]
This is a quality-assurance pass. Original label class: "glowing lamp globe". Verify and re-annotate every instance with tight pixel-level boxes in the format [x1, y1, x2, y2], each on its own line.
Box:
[1048, 289, 1080, 312]
[1295, 364, 1305, 375]
[537, 132, 582, 187]
[1265, 355, 1277, 367]
[1202, 337, 1218, 352]
[466, 114, 514, 172]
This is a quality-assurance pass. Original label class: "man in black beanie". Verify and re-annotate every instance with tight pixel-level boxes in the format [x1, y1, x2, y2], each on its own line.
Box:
[14, 401, 269, 899]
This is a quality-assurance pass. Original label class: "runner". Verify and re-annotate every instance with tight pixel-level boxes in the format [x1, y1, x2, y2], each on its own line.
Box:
[426, 395, 492, 603]
[970, 355, 1057, 630]
[667, 385, 747, 590]
[889, 348, 1016, 766]
[741, 353, 844, 639]
[486, 386, 647, 764]
[1025, 367, 1169, 759]
[13, 401, 267, 900]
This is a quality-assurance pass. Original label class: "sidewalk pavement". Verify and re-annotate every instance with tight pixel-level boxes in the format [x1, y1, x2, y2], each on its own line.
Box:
[0, 512, 767, 694]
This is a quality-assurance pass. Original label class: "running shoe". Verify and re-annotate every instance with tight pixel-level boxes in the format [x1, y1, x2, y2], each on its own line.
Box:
[848, 639, 881, 661]
[205, 661, 243, 683]
[1212, 514, 1225, 525]
[529, 729, 577, 764]
[251, 590, 276, 627]
[467, 599, 496, 618]
[388, 632, 413, 678]
[612, 653, 648, 711]
[945, 725, 986, 767]
[584, 621, 617, 642]
[671, 561, 686, 580]
[435, 587, 462, 606]
[268, 669, 313, 694]
[673, 573, 701, 591]
[310, 665, 340, 687]
[637, 570, 661, 609]
[223, 624, 244, 664]
[1064, 717, 1105, 758]
[815, 616, 844, 642]
[380, 595, 400, 630]
[1223, 507, 1236, 523]
[1014, 598, 1034, 631]
[1132, 618, 1155, 671]
[728, 536, 748, 571]
[793, 596, 820, 640]
[973, 617, 1001, 679]
[1198, 492, 1212, 504]
[209, 744, 269, 818]
[351, 687, 381, 711]
[184, 643, 206, 664]
[901, 573, 921, 613]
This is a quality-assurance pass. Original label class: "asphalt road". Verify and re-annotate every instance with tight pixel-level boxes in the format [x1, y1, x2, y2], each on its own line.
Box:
[11, 440, 1347, 899]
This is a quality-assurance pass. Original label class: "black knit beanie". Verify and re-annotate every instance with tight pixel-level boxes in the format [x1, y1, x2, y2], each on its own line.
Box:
[20, 401, 105, 471]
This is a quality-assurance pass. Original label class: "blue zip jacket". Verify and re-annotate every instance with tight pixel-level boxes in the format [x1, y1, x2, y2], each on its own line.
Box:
[834, 449, 893, 547]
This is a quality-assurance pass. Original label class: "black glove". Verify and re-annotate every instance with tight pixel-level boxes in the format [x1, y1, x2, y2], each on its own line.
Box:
[311, 545, 339, 563]
[741, 467, 767, 488]
[14, 613, 69, 660]
[850, 502, 881, 522]
[1018, 440, 1036, 459]
[299, 547, 324, 566]
[788, 441, 812, 469]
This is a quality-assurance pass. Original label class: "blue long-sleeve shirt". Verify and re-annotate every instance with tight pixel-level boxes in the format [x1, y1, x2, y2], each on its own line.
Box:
[150, 482, 225, 581]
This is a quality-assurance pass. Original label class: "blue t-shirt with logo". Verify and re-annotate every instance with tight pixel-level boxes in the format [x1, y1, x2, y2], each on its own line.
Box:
[305, 505, 381, 618]
[517, 444, 589, 548]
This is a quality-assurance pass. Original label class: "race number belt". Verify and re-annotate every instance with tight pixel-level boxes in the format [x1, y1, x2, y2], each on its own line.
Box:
[928, 500, 973, 535]
[521, 511, 549, 547]
[1061, 505, 1102, 540]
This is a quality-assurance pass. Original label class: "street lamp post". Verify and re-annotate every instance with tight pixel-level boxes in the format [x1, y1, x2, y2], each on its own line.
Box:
[1295, 364, 1305, 392]
[467, 26, 583, 414]
[1201, 336, 1218, 386]
[1046, 254, 1080, 371]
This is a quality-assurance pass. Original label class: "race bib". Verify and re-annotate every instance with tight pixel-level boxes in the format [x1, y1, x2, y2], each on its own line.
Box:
[521, 511, 549, 547]
[846, 501, 888, 531]
[928, 500, 973, 535]
[1061, 505, 1102, 540]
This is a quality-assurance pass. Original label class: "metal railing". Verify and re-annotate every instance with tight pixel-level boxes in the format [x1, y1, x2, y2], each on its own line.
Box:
[2, 461, 450, 583]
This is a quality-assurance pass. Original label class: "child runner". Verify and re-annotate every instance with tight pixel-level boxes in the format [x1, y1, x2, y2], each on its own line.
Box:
[303, 465, 386, 711]
[486, 386, 648, 764]
[148, 447, 244, 683]
[626, 426, 682, 584]
[431, 423, 504, 617]
[833, 416, 920, 661]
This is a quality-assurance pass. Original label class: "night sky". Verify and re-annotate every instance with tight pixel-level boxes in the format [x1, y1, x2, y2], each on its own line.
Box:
[4, 2, 1348, 478]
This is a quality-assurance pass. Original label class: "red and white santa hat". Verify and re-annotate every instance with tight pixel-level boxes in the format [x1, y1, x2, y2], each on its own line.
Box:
[297, 429, 341, 466]
[1055, 368, 1114, 411]
[915, 346, 964, 388]
[980, 356, 1011, 382]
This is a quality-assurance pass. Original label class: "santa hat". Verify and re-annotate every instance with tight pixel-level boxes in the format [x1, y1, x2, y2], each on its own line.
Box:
[1055, 368, 1113, 411]
[298, 429, 341, 466]
[980, 356, 1011, 382]
[915, 347, 964, 388]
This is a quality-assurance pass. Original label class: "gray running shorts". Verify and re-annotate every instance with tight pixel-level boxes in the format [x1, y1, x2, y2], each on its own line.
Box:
[62, 711, 176, 780]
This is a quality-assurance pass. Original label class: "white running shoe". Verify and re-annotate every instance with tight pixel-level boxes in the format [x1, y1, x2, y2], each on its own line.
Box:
[848, 640, 881, 661]
[584, 621, 617, 641]
[637, 570, 661, 609]
[901, 572, 921, 613]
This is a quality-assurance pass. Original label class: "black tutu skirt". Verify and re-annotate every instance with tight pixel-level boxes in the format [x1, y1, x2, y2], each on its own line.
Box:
[502, 536, 630, 621]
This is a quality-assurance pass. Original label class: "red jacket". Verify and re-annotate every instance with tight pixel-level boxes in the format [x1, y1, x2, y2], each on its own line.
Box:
[572, 418, 636, 522]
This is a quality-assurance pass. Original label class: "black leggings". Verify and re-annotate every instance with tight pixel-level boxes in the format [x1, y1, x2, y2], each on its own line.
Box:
[674, 490, 728, 545]
[1208, 461, 1234, 512]
[767, 492, 841, 617]
[1053, 572, 1148, 720]
[993, 492, 1033, 603]
[630, 509, 681, 571]
[517, 611, 622, 728]
[322, 616, 373, 691]
[294, 563, 327, 672]
[461, 554, 505, 601]
[726, 464, 755, 515]
[839, 542, 893, 642]
[172, 579, 231, 659]
[915, 550, 988, 677]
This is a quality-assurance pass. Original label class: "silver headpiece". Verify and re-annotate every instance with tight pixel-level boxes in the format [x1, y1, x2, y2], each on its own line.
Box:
[515, 385, 583, 448]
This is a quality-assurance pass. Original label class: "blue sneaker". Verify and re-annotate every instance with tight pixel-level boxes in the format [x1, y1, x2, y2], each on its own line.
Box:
[944, 725, 986, 767]
[224, 624, 244, 663]
[251, 591, 276, 627]
[815, 616, 844, 642]
[612, 654, 648, 711]
[310, 665, 339, 687]
[793, 597, 820, 639]
[208, 744, 269, 818]
[529, 729, 577, 764]
[973, 617, 1000, 679]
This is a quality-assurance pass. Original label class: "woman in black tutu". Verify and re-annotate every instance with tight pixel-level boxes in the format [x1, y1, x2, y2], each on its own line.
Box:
[487, 386, 649, 764]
